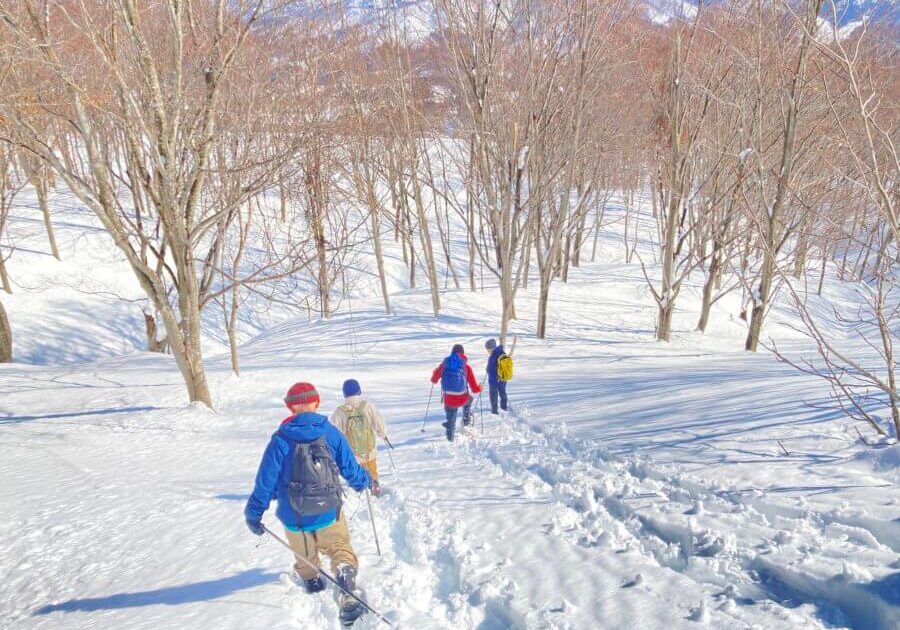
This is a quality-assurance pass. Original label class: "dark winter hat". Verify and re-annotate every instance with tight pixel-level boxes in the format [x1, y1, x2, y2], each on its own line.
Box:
[343, 379, 362, 398]
[284, 382, 320, 408]
[451, 344, 465, 355]
[485, 338, 497, 351]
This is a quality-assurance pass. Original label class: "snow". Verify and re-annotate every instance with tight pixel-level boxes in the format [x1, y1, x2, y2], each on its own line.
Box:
[642, 1, 898, 29]
[1, 187, 899, 630]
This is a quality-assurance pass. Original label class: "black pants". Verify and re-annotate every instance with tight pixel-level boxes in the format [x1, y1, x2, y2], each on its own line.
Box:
[489, 381, 508, 413]
[443, 400, 473, 438]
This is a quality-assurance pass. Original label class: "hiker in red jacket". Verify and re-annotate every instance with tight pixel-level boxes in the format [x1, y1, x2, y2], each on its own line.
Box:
[430, 344, 482, 441]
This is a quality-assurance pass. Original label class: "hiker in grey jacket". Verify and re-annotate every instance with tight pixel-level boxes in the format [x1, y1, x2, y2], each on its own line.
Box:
[330, 379, 387, 493]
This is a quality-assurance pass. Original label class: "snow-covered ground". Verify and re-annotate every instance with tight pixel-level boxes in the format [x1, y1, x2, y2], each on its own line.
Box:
[1, 189, 898, 630]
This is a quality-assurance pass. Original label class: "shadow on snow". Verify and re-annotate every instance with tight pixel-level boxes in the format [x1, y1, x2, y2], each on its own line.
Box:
[33, 568, 280, 615]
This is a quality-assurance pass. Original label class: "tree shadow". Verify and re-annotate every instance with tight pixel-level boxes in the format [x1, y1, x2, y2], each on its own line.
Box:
[214, 493, 250, 502]
[0, 405, 162, 425]
[33, 568, 280, 615]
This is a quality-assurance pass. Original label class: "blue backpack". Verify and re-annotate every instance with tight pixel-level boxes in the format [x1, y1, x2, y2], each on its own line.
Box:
[441, 354, 467, 394]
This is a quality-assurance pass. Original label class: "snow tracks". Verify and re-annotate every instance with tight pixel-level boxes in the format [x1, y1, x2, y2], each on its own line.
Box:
[275, 477, 522, 629]
[448, 408, 900, 630]
[240, 397, 897, 629]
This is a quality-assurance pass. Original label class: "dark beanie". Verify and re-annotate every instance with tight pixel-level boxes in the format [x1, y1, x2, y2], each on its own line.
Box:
[451, 344, 465, 355]
[343, 378, 362, 398]
[485, 338, 497, 351]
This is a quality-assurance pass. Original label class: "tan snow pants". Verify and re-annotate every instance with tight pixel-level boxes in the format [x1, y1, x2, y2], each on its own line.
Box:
[362, 458, 378, 482]
[285, 512, 358, 580]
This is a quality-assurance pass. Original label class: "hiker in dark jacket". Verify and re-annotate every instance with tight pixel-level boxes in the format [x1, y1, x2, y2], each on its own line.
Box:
[245, 382, 370, 622]
[430, 344, 481, 441]
[485, 338, 509, 414]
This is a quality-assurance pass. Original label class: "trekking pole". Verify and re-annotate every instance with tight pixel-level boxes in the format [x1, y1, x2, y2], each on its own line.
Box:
[261, 524, 394, 628]
[365, 489, 382, 557]
[383, 436, 401, 483]
[479, 390, 484, 434]
[477, 376, 487, 434]
[419, 383, 435, 433]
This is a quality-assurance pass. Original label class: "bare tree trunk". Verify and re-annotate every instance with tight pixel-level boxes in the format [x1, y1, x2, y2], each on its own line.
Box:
[0, 296, 10, 362]
[35, 177, 60, 260]
[874, 277, 900, 437]
[227, 295, 240, 376]
[0, 256, 10, 294]
[371, 207, 392, 315]
[817, 247, 828, 296]
[165, 251, 212, 406]
[407, 144, 441, 316]
[697, 249, 720, 332]
[395, 175, 416, 288]
[305, 162, 330, 319]
[746, 0, 823, 352]
[466, 140, 477, 292]
[144, 309, 167, 353]
[657, 30, 686, 343]
[278, 176, 287, 223]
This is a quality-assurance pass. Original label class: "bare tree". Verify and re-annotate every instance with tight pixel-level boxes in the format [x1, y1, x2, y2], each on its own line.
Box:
[0, 142, 25, 294]
[0, 0, 299, 406]
[0, 294, 10, 361]
[744, 0, 825, 351]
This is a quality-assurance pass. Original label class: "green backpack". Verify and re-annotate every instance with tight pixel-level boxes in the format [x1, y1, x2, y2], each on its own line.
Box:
[343, 402, 375, 456]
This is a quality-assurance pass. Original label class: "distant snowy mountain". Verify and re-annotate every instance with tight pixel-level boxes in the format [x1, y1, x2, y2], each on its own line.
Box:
[279, 0, 437, 41]
[640, 0, 899, 27]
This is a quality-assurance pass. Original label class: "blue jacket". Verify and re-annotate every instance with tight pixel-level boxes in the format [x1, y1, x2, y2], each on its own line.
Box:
[245, 411, 371, 531]
[486, 345, 506, 386]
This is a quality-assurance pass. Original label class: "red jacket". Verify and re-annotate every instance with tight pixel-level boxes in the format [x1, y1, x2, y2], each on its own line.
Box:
[431, 353, 482, 408]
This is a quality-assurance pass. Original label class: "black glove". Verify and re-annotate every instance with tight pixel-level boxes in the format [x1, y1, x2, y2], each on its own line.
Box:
[371, 479, 382, 498]
[246, 518, 264, 536]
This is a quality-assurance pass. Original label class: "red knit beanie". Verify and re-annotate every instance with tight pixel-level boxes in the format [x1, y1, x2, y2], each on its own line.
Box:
[284, 382, 320, 408]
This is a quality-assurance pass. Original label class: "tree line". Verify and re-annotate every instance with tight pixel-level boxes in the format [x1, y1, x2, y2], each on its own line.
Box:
[0, 0, 895, 437]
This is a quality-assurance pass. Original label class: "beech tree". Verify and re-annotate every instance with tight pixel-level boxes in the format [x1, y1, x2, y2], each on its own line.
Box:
[0, 0, 299, 405]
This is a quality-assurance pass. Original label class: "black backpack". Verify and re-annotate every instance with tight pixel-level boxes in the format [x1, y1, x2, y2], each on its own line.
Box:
[280, 433, 343, 518]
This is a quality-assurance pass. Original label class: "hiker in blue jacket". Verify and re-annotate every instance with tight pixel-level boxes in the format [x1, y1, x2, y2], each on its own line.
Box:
[245, 382, 371, 624]
[485, 338, 509, 414]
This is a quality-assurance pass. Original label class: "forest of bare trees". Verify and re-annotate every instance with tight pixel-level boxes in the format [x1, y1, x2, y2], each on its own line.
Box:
[0, 0, 895, 435]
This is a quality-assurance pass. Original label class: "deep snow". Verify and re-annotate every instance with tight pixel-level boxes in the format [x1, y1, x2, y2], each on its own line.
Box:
[1, 189, 898, 630]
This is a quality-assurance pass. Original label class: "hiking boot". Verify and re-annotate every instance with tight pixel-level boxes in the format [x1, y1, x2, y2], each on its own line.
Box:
[303, 576, 325, 594]
[290, 570, 325, 594]
[336, 564, 358, 593]
[462, 414, 473, 427]
[336, 565, 365, 626]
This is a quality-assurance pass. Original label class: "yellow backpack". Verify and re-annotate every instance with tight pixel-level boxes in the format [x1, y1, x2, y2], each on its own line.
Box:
[497, 354, 514, 381]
